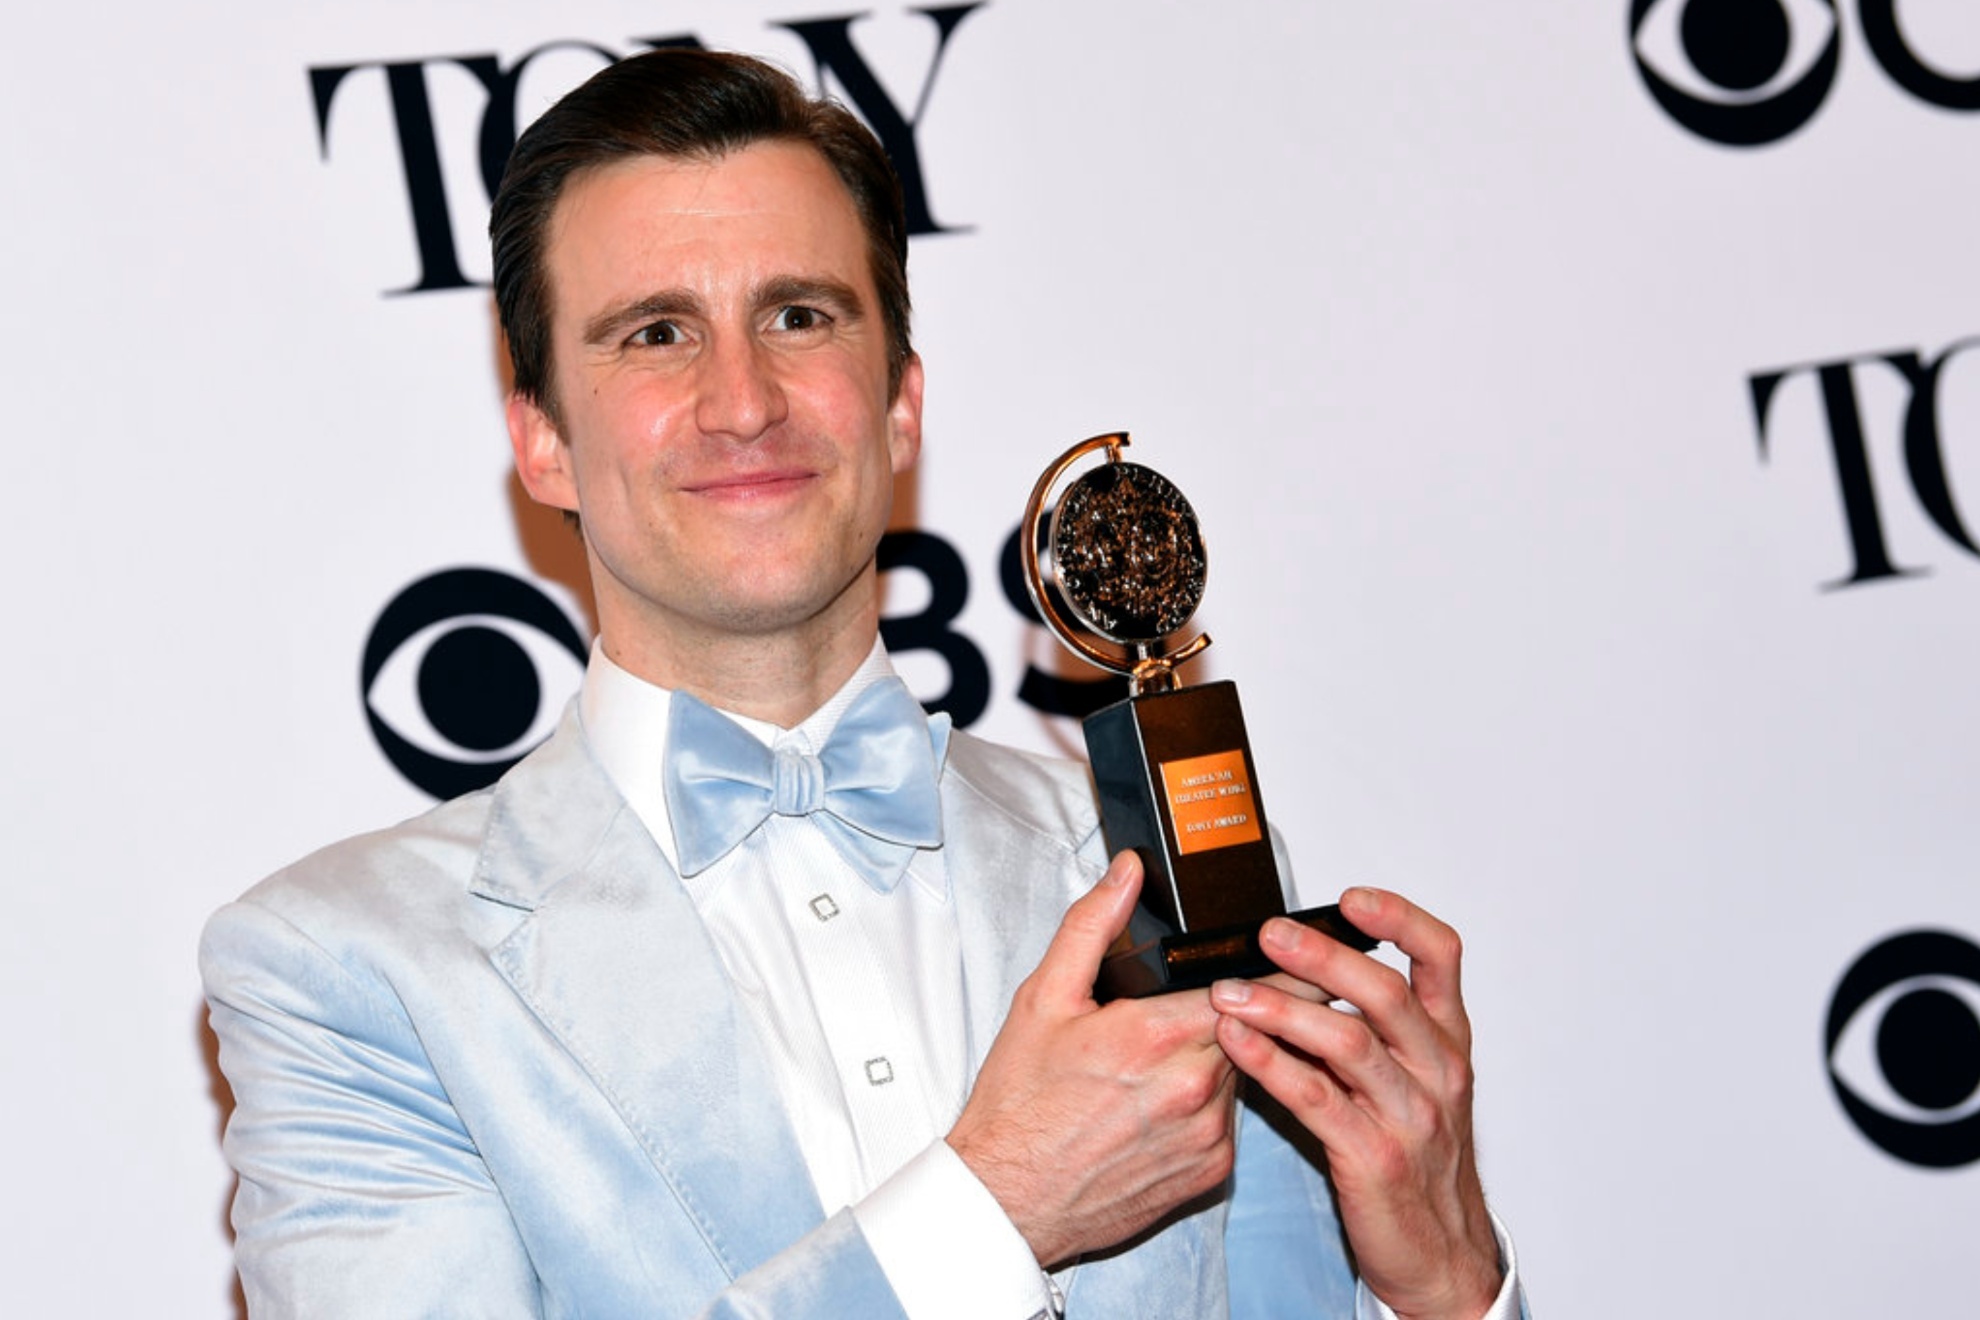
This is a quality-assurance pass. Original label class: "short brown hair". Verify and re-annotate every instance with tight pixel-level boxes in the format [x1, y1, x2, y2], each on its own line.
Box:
[490, 48, 913, 419]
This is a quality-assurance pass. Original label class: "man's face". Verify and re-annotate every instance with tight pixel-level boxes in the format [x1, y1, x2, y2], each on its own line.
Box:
[509, 140, 922, 657]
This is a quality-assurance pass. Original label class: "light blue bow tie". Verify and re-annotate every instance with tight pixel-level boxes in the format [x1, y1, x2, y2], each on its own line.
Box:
[663, 676, 950, 889]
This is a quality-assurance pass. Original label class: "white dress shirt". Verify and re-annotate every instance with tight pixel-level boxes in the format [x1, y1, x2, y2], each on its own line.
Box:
[580, 641, 1524, 1320]
[581, 641, 1057, 1319]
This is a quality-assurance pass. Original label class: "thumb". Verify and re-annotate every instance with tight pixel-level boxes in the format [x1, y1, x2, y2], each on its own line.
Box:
[1028, 851, 1143, 1009]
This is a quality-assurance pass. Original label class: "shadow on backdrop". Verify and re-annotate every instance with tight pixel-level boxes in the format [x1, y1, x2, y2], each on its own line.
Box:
[196, 999, 248, 1320]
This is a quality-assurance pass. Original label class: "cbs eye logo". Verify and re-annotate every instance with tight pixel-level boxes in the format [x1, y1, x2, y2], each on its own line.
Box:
[1632, 0, 1980, 146]
[1825, 929, 1980, 1169]
[361, 567, 588, 798]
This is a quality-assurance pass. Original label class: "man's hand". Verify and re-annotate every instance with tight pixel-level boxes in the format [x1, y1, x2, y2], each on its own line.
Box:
[947, 853, 1238, 1270]
[1209, 888, 1503, 1320]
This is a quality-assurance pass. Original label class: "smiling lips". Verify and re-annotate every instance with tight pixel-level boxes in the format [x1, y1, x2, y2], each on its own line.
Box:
[680, 466, 820, 502]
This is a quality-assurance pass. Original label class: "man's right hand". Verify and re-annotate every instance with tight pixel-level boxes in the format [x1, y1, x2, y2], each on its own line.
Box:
[945, 853, 1238, 1271]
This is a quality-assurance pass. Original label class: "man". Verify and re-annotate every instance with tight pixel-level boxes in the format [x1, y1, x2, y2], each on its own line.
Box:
[203, 49, 1525, 1319]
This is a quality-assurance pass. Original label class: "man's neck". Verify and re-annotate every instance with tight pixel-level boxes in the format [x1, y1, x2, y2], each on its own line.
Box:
[596, 605, 880, 729]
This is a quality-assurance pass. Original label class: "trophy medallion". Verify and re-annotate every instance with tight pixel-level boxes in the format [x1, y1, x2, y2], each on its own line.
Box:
[1022, 433, 1375, 1000]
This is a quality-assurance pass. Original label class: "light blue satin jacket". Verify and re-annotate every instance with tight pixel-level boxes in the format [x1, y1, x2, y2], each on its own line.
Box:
[202, 709, 1366, 1318]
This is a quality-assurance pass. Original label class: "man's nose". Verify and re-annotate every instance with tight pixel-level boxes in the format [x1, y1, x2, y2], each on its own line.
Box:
[694, 332, 788, 441]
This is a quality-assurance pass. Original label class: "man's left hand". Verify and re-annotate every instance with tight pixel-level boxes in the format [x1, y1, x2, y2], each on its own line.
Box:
[1209, 887, 1503, 1320]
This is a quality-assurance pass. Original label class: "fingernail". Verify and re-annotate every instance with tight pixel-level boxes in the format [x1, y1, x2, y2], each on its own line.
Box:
[1342, 886, 1377, 914]
[1261, 918, 1302, 953]
[1101, 855, 1131, 887]
[1211, 979, 1251, 1006]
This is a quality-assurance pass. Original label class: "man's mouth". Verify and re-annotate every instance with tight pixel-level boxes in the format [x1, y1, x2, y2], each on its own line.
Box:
[681, 468, 819, 501]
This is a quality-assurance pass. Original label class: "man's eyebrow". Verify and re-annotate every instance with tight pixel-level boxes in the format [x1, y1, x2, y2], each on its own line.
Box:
[757, 276, 867, 321]
[583, 290, 703, 347]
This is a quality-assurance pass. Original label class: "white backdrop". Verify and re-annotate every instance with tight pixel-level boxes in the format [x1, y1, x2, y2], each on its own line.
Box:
[7, 2, 1979, 1314]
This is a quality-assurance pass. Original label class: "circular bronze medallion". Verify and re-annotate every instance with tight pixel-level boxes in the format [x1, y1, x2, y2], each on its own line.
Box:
[1049, 461, 1206, 644]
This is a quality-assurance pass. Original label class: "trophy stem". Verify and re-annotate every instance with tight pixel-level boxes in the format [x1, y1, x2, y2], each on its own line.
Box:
[1127, 632, 1213, 697]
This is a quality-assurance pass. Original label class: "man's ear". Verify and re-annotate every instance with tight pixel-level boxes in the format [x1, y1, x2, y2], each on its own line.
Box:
[507, 393, 580, 513]
[888, 353, 925, 476]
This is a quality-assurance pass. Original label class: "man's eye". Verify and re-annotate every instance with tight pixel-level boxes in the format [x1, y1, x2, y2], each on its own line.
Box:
[773, 306, 825, 332]
[630, 321, 681, 347]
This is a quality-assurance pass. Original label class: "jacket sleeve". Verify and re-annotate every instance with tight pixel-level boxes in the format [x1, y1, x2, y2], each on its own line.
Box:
[201, 898, 909, 1320]
[1222, 1099, 1364, 1320]
[1222, 1098, 1530, 1320]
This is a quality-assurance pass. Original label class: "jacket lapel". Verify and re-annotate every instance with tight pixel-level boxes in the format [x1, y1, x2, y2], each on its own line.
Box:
[470, 709, 824, 1279]
[939, 730, 1109, 1078]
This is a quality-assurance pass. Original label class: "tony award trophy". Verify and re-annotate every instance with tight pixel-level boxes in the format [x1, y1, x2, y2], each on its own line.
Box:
[1022, 432, 1376, 1000]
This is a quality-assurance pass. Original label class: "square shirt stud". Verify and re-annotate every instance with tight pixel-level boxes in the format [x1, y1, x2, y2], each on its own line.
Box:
[809, 893, 840, 922]
[864, 1057, 894, 1086]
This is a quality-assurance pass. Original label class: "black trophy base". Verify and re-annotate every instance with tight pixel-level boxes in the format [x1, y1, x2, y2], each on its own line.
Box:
[1095, 902, 1379, 1002]
[1084, 680, 1285, 936]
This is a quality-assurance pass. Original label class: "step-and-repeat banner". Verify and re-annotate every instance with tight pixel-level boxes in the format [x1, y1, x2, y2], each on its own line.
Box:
[7, 3, 1976, 1314]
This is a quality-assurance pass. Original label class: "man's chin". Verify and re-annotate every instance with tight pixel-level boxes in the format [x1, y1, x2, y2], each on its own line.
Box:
[690, 570, 872, 640]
